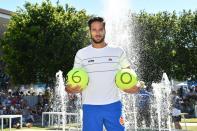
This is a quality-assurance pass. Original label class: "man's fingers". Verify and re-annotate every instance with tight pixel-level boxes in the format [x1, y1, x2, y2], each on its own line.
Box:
[65, 85, 82, 93]
[72, 86, 82, 92]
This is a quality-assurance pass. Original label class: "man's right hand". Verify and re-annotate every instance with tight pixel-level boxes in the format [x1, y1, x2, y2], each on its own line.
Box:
[65, 84, 82, 94]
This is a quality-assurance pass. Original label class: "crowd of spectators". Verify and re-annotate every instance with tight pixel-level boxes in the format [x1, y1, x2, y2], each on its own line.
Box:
[0, 88, 51, 128]
[176, 85, 197, 118]
[0, 82, 196, 129]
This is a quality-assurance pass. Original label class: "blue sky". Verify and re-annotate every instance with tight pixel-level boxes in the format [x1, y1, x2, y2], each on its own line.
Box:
[0, 0, 197, 16]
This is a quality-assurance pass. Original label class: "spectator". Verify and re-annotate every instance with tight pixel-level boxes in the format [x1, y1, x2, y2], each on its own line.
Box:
[171, 91, 182, 129]
[136, 81, 152, 128]
[22, 106, 34, 128]
[0, 102, 4, 114]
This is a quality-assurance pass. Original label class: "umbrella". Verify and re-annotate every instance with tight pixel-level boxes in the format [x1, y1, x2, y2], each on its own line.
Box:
[176, 82, 188, 87]
[172, 82, 188, 91]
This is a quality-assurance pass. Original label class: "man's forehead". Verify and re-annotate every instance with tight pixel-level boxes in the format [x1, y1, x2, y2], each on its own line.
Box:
[91, 21, 104, 27]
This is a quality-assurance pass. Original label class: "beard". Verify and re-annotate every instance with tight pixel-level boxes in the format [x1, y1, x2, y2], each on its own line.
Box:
[91, 35, 105, 44]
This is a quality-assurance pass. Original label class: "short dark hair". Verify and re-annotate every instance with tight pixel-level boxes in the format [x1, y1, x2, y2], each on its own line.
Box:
[88, 16, 105, 29]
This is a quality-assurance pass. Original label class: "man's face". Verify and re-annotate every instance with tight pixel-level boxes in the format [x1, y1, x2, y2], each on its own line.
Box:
[90, 21, 105, 44]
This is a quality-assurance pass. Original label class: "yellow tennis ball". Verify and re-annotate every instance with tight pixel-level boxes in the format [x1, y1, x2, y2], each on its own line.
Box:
[115, 69, 138, 90]
[66, 68, 89, 90]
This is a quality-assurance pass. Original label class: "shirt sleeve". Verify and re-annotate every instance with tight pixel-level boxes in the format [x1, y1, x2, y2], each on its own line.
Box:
[73, 51, 82, 68]
[119, 49, 130, 68]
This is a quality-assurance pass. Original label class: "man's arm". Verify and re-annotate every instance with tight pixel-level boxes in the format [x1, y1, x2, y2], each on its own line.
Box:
[119, 49, 140, 94]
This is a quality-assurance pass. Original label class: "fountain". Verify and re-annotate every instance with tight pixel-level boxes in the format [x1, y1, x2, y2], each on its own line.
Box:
[103, 0, 173, 130]
[52, 70, 67, 130]
[52, 71, 173, 131]
[104, 0, 139, 130]
[43, 71, 81, 131]
[150, 73, 172, 131]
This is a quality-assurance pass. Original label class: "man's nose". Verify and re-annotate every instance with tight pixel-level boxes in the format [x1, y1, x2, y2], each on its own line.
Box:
[96, 31, 102, 35]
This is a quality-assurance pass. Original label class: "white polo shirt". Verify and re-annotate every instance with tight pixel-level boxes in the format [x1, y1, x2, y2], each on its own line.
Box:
[74, 44, 130, 105]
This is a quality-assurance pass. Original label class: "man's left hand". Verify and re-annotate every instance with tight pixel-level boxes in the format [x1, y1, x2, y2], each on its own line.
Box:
[123, 85, 140, 94]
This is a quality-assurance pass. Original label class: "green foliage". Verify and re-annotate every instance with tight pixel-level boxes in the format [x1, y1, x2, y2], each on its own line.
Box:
[135, 10, 197, 82]
[0, 1, 89, 84]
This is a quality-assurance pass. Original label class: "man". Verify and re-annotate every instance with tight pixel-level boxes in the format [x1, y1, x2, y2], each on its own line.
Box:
[65, 17, 140, 131]
[171, 91, 182, 129]
[136, 81, 152, 128]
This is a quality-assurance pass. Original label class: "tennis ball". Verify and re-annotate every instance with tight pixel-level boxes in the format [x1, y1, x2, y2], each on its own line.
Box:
[66, 68, 89, 90]
[115, 69, 138, 90]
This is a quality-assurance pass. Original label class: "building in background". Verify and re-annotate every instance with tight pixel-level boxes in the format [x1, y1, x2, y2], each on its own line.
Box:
[0, 8, 12, 90]
[0, 8, 11, 38]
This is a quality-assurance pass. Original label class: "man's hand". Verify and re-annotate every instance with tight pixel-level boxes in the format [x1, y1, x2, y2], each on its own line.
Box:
[65, 84, 82, 94]
[123, 81, 145, 94]
[123, 85, 140, 94]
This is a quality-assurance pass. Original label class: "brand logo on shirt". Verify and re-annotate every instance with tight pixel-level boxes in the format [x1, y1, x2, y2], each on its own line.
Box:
[108, 58, 112, 61]
[119, 116, 125, 126]
[88, 59, 94, 63]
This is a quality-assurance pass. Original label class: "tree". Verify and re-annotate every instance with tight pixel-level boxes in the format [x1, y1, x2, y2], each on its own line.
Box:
[135, 10, 197, 83]
[0, 0, 89, 85]
[175, 10, 197, 80]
